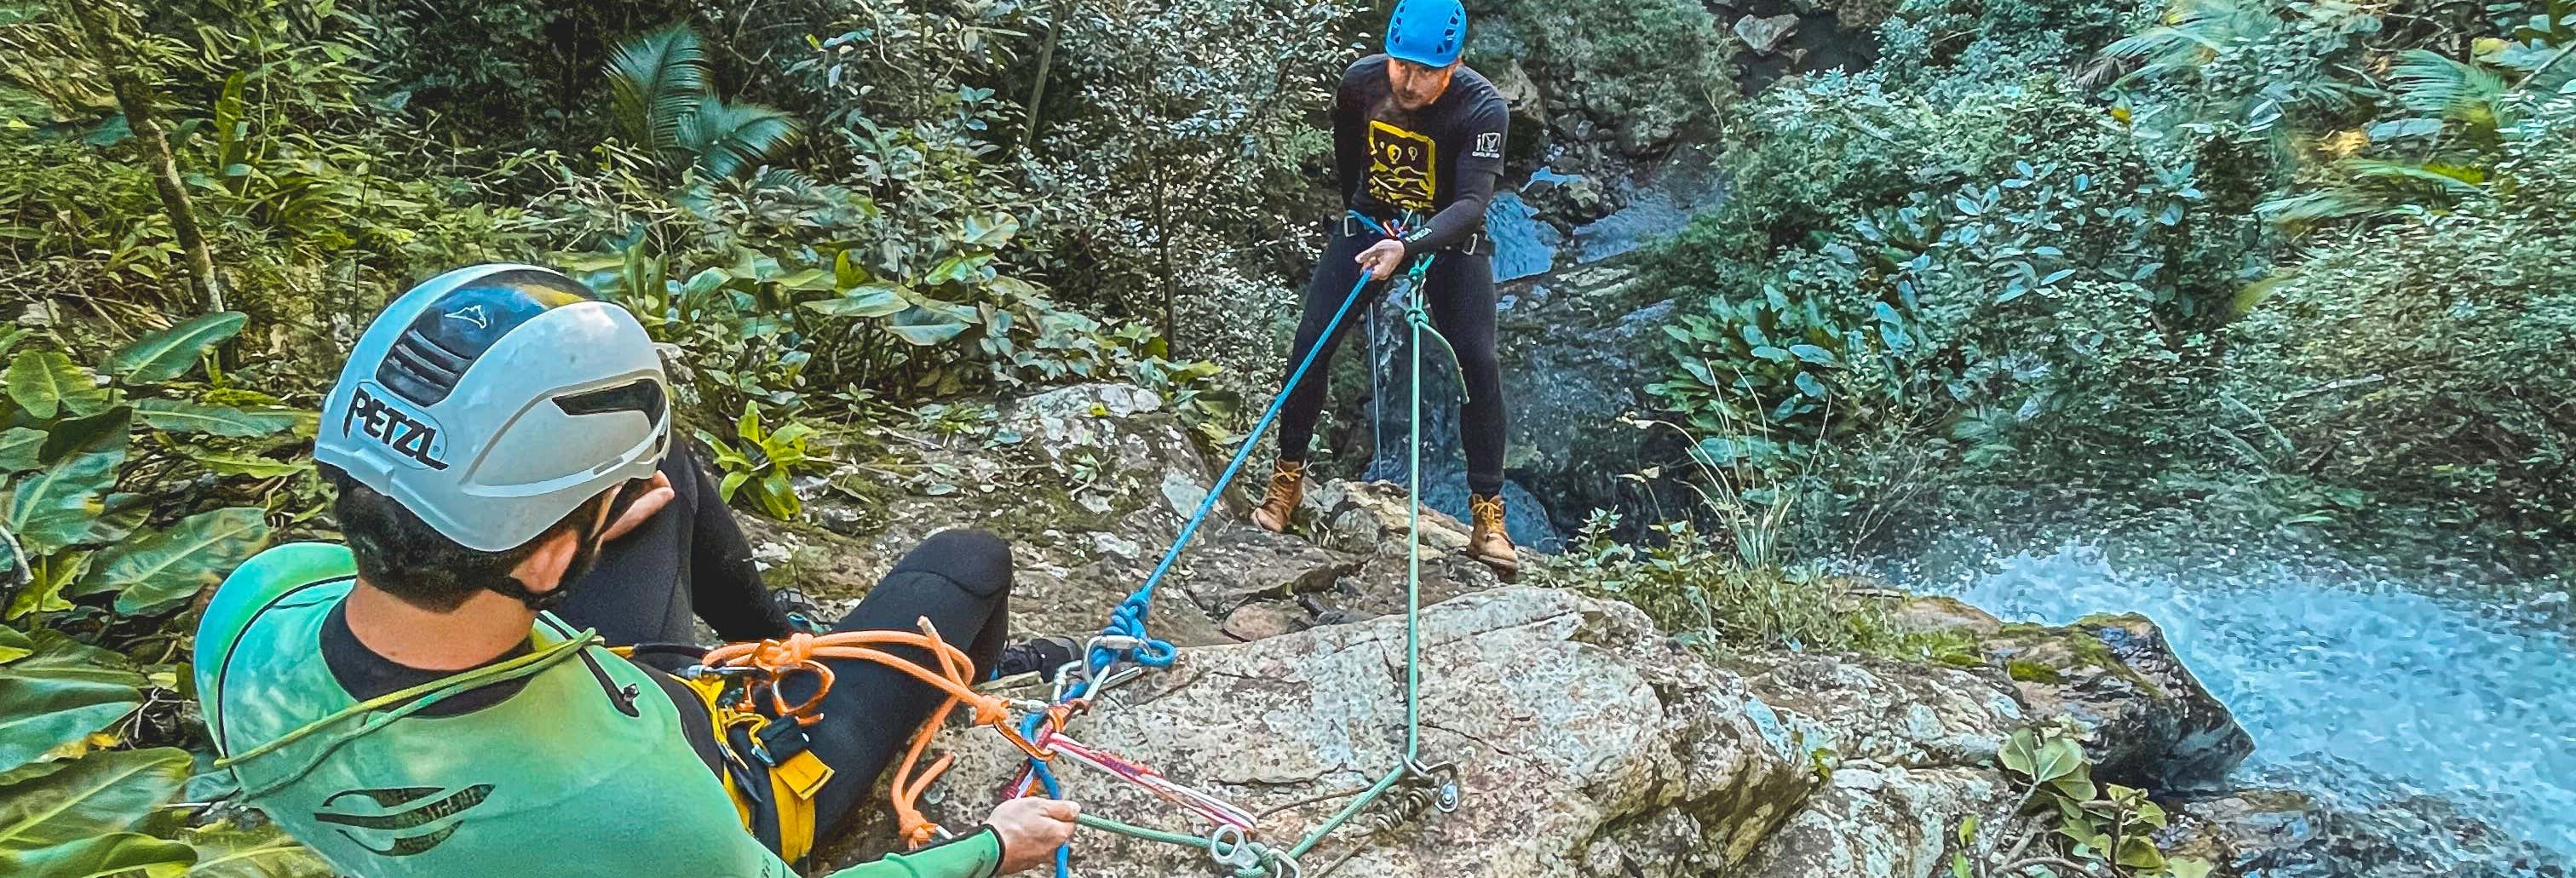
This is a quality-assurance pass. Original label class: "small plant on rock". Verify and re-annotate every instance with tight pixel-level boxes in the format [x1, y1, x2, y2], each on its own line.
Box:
[1951, 725, 2214, 878]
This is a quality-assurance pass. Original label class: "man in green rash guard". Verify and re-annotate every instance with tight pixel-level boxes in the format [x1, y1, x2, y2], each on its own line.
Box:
[194, 264, 1083, 877]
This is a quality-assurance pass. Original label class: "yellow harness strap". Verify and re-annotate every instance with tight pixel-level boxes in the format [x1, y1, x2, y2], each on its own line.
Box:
[677, 674, 835, 862]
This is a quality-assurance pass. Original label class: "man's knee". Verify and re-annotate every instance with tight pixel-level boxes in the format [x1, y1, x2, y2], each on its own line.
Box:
[890, 528, 1014, 599]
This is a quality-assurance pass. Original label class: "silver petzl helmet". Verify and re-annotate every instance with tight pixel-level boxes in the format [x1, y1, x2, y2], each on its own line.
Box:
[316, 264, 670, 553]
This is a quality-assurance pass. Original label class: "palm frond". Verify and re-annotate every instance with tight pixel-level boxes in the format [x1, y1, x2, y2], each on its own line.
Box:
[2388, 49, 2508, 118]
[676, 96, 803, 181]
[607, 24, 709, 156]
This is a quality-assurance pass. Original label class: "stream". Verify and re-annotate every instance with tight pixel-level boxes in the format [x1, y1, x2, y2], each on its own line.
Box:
[1903, 542, 2576, 870]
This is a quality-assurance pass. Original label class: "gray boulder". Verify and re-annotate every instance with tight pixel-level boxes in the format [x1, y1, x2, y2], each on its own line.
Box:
[839, 588, 1819, 877]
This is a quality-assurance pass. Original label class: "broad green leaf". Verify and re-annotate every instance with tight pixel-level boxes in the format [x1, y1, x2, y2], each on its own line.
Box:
[0, 627, 29, 663]
[0, 747, 191, 853]
[133, 401, 296, 439]
[2166, 858, 2216, 878]
[101, 313, 244, 384]
[1794, 372, 1827, 399]
[886, 307, 970, 347]
[0, 832, 194, 878]
[189, 453, 308, 479]
[1787, 344, 1838, 365]
[773, 268, 832, 292]
[74, 508, 270, 614]
[11, 632, 143, 687]
[2028, 737, 2084, 783]
[802, 282, 907, 318]
[2050, 765, 2097, 802]
[0, 428, 39, 473]
[756, 469, 798, 519]
[0, 658, 144, 772]
[2115, 835, 2166, 869]
[7, 353, 107, 421]
[6, 552, 83, 621]
[962, 213, 1020, 248]
[7, 446, 123, 554]
[887, 322, 970, 347]
[36, 406, 129, 466]
[177, 821, 329, 878]
[1999, 729, 2039, 775]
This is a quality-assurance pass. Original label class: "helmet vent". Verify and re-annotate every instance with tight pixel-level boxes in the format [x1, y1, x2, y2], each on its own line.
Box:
[553, 378, 667, 428]
[378, 330, 474, 406]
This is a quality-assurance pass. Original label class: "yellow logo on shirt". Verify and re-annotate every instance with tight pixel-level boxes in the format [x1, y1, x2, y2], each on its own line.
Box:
[1366, 120, 1438, 211]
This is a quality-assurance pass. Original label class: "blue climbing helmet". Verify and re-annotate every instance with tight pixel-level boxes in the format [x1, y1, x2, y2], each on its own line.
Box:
[1385, 0, 1467, 68]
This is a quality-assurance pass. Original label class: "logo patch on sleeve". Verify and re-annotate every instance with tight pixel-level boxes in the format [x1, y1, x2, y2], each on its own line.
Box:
[1472, 131, 1504, 159]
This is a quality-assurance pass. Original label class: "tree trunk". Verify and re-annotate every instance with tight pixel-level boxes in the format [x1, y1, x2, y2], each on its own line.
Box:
[1153, 166, 1177, 354]
[1021, 0, 1068, 152]
[61, 1, 224, 314]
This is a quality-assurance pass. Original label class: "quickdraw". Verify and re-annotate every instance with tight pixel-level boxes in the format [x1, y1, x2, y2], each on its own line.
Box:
[1005, 729, 1261, 832]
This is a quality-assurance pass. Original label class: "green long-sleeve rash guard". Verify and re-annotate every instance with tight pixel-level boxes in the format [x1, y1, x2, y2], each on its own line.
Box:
[194, 542, 1005, 878]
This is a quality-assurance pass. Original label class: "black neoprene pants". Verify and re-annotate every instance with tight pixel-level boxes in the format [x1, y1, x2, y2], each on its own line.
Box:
[782, 529, 1015, 840]
[557, 442, 791, 645]
[1278, 225, 1508, 497]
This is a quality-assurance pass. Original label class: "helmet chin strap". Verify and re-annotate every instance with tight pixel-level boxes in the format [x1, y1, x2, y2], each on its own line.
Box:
[486, 479, 651, 612]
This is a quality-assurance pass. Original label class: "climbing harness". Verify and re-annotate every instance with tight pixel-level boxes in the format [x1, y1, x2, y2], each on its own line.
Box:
[692, 620, 1062, 850]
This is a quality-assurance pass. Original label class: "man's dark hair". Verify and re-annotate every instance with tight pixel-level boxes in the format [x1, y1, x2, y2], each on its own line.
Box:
[323, 465, 601, 612]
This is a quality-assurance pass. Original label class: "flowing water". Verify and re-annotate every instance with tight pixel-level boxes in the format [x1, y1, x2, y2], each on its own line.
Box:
[1898, 542, 2576, 864]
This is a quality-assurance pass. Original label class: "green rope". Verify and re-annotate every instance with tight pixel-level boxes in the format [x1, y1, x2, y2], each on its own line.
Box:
[219, 630, 606, 800]
[1280, 252, 1448, 866]
[1077, 812, 1214, 848]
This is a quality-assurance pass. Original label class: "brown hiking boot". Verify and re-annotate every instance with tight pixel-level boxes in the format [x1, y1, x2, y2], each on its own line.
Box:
[1469, 493, 1519, 578]
[1250, 460, 1307, 533]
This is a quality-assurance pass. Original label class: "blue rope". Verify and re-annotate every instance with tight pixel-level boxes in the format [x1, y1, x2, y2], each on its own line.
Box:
[1030, 210, 1417, 877]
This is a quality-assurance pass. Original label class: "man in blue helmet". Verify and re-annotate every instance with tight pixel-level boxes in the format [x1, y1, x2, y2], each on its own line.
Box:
[194, 265, 1084, 877]
[1251, 0, 1522, 578]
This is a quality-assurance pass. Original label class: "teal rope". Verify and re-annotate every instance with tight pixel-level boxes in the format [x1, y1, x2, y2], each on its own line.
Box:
[1281, 252, 1449, 864]
[1055, 215, 1461, 878]
[1078, 812, 1214, 848]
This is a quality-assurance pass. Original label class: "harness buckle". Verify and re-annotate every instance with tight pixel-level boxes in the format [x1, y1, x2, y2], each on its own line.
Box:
[752, 714, 814, 766]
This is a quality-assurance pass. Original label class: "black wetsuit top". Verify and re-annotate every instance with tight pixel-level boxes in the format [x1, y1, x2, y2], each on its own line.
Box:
[1332, 55, 1511, 258]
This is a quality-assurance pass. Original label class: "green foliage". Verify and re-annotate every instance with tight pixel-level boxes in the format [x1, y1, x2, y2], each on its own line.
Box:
[699, 403, 822, 521]
[605, 24, 802, 181]
[0, 629, 144, 771]
[1467, 0, 1737, 151]
[0, 2, 536, 330]
[0, 747, 191, 856]
[1951, 726, 2211, 878]
[1538, 513, 1903, 654]
[1636, 0, 2576, 568]
[1, 319, 290, 621]
[1646, 72, 2267, 494]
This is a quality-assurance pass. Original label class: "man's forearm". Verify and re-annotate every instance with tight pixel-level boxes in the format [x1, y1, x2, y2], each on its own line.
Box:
[824, 827, 1006, 878]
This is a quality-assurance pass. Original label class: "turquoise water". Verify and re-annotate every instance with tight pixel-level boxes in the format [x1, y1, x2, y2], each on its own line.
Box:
[1918, 543, 2576, 857]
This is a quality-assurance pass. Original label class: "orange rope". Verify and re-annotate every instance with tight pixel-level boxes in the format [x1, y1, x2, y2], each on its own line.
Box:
[700, 618, 1055, 848]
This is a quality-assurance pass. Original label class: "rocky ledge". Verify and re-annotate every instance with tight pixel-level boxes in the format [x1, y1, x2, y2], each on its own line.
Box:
[739, 383, 2280, 877]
